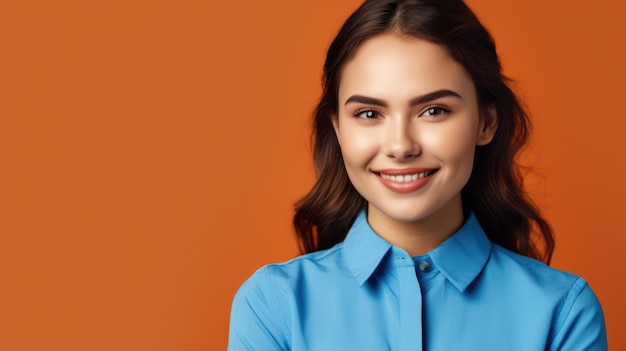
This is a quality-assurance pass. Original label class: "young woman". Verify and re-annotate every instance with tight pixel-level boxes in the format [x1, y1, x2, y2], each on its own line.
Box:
[228, 0, 608, 350]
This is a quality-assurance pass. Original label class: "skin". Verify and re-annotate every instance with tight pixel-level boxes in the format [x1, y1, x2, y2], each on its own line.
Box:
[332, 33, 498, 256]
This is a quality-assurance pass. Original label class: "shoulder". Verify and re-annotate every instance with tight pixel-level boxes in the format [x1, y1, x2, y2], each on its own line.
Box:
[231, 243, 349, 317]
[488, 244, 582, 292]
[228, 245, 349, 350]
[487, 245, 607, 350]
[485, 245, 599, 318]
[245, 243, 349, 287]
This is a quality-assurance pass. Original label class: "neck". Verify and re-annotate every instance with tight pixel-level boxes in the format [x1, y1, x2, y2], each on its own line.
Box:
[367, 197, 464, 256]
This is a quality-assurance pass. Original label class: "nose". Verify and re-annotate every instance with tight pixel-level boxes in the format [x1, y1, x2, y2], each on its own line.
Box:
[382, 118, 420, 160]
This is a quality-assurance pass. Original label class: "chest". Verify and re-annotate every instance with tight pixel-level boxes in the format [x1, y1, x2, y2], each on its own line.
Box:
[288, 266, 553, 351]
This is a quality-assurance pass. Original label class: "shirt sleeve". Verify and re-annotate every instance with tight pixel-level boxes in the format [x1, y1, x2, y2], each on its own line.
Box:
[548, 278, 608, 351]
[228, 266, 291, 351]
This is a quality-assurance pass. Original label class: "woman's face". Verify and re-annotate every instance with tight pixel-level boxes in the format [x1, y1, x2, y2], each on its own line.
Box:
[333, 33, 496, 227]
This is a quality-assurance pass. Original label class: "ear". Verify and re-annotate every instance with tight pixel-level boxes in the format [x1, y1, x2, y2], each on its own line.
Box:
[331, 113, 340, 142]
[476, 104, 498, 146]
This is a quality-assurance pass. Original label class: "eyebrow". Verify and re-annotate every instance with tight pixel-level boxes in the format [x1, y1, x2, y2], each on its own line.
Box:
[344, 89, 463, 107]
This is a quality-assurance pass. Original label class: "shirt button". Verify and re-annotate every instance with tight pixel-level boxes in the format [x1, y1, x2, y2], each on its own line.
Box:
[419, 261, 431, 272]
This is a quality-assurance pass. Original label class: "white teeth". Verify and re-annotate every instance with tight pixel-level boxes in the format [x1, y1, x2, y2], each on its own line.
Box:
[379, 170, 435, 182]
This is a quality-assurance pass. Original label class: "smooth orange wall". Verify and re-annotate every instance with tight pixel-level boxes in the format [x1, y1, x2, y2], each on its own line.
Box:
[0, 0, 623, 350]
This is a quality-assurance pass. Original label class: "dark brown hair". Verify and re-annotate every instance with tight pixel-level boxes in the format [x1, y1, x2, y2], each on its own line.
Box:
[293, 0, 555, 263]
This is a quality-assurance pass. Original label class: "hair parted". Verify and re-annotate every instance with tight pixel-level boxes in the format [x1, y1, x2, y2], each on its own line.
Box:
[293, 0, 555, 264]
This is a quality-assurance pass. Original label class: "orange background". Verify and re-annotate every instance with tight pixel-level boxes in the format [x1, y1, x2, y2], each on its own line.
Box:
[0, 0, 624, 349]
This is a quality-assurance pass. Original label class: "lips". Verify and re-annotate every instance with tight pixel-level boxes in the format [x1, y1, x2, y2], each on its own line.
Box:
[373, 168, 439, 194]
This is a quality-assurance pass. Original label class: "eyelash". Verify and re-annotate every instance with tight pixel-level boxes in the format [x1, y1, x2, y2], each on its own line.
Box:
[420, 105, 451, 117]
[353, 105, 451, 119]
[354, 109, 382, 119]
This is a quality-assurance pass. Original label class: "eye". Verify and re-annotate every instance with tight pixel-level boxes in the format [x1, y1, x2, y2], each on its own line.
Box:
[420, 105, 450, 117]
[354, 109, 381, 119]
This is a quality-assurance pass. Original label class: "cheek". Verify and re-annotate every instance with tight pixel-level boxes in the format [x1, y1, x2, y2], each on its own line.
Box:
[337, 127, 379, 167]
[418, 121, 477, 166]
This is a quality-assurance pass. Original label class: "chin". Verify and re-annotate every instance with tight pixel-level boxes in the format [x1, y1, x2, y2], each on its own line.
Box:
[370, 203, 440, 224]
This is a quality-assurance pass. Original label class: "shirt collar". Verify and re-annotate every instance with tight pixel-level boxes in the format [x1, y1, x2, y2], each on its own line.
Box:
[342, 210, 492, 292]
[343, 211, 392, 287]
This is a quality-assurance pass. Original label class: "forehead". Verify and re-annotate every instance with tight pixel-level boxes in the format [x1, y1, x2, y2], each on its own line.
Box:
[338, 33, 476, 103]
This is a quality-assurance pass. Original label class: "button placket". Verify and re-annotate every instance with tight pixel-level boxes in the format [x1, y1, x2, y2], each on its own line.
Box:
[397, 264, 423, 351]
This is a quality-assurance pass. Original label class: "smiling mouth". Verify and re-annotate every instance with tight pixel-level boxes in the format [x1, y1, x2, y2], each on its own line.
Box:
[375, 169, 439, 183]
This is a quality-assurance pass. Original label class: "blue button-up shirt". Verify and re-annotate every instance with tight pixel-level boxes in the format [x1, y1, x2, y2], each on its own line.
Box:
[228, 212, 607, 350]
